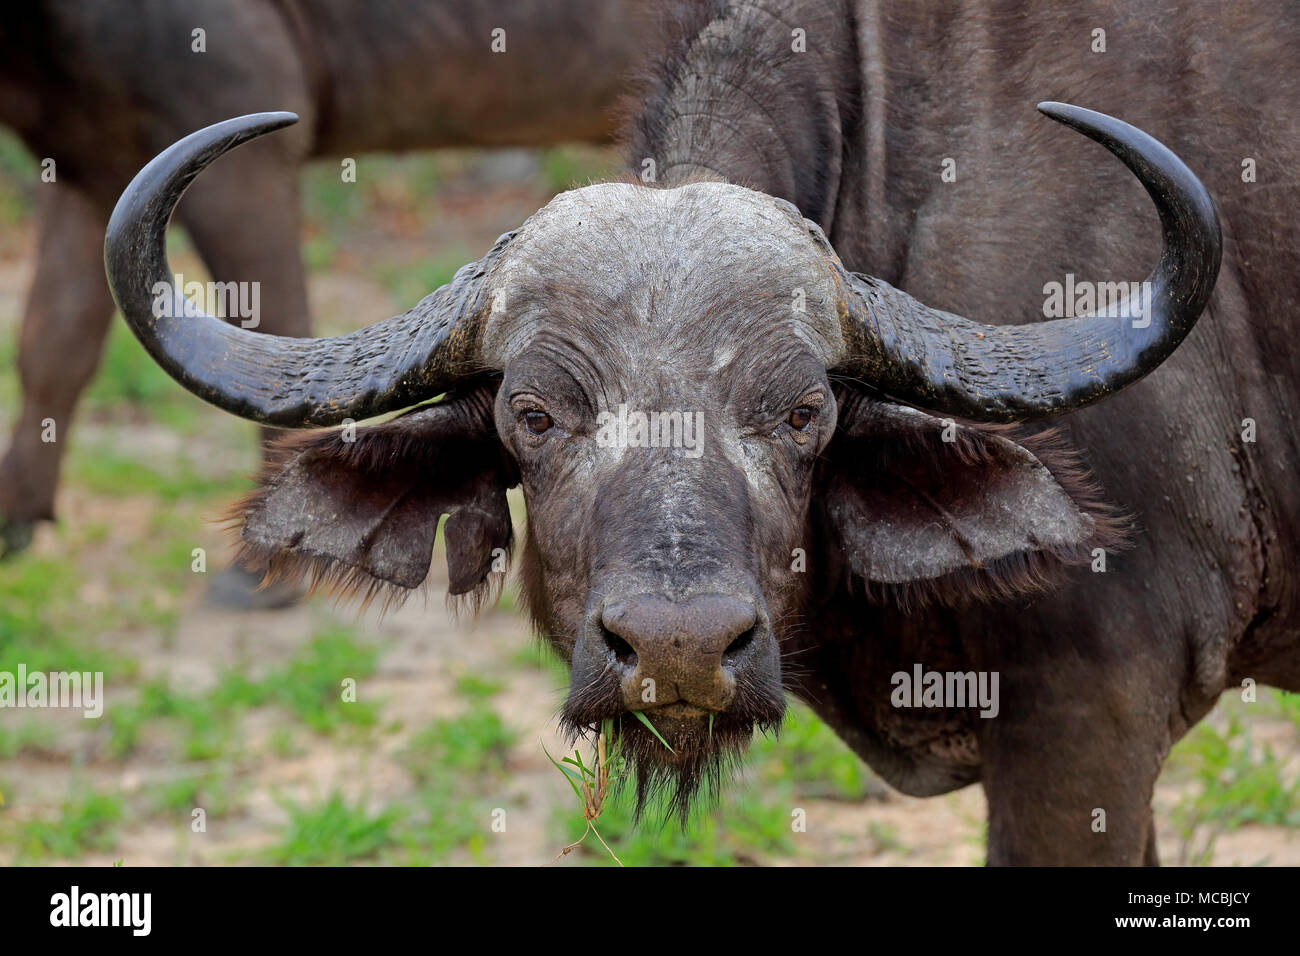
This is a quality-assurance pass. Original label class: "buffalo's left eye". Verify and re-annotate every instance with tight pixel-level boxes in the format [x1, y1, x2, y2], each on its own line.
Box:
[524, 410, 553, 434]
[788, 406, 817, 431]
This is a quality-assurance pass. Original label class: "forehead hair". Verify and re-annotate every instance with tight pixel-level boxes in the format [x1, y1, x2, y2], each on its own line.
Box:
[478, 181, 846, 367]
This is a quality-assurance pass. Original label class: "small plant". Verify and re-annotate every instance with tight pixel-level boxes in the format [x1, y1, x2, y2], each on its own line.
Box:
[17, 791, 123, 862]
[453, 673, 504, 703]
[545, 721, 627, 866]
[402, 707, 516, 782]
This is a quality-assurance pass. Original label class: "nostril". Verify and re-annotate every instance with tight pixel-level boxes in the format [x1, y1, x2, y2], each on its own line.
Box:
[723, 626, 756, 662]
[601, 627, 638, 666]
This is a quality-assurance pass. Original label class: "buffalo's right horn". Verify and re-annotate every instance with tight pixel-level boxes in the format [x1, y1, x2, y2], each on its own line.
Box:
[105, 112, 506, 428]
[831, 103, 1222, 423]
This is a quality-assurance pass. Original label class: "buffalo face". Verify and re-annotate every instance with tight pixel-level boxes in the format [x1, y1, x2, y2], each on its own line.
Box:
[482, 184, 846, 811]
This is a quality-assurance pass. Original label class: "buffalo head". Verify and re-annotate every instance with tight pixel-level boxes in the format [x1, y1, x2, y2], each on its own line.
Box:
[104, 104, 1220, 816]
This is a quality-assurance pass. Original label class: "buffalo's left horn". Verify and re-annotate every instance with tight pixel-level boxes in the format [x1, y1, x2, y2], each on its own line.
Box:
[833, 102, 1221, 422]
[105, 112, 504, 427]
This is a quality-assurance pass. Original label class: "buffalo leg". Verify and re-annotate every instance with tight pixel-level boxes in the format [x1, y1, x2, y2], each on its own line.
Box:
[976, 645, 1170, 865]
[0, 183, 114, 555]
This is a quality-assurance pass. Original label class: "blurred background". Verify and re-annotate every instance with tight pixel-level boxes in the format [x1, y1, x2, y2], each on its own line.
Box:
[0, 132, 1296, 866]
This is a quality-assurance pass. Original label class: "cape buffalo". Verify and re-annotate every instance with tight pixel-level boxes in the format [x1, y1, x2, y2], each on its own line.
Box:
[0, 0, 647, 589]
[105, 0, 1299, 865]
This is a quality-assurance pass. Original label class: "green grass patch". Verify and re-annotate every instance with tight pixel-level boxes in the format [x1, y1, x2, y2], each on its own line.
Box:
[14, 790, 123, 862]
[387, 701, 520, 863]
[84, 322, 194, 415]
[266, 625, 381, 732]
[540, 145, 618, 193]
[0, 555, 135, 677]
[301, 153, 444, 233]
[552, 702, 878, 865]
[554, 780, 795, 867]
[0, 130, 36, 227]
[373, 255, 466, 307]
[750, 703, 876, 801]
[66, 438, 250, 503]
[1275, 690, 1300, 730]
[151, 771, 238, 820]
[108, 623, 381, 760]
[0, 327, 16, 417]
[389, 785, 493, 865]
[1170, 712, 1300, 829]
[454, 673, 504, 702]
[0, 720, 57, 758]
[402, 705, 516, 783]
[266, 791, 402, 865]
[108, 677, 233, 760]
[508, 640, 568, 684]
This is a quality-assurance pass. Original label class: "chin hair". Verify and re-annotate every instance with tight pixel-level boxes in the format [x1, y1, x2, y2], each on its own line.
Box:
[560, 701, 784, 828]
[624, 714, 760, 826]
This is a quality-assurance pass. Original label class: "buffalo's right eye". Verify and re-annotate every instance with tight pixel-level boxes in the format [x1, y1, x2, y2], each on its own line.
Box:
[523, 410, 553, 434]
[788, 406, 817, 431]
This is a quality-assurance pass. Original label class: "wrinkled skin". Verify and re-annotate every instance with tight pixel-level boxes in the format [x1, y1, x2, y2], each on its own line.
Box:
[0, 0, 648, 555]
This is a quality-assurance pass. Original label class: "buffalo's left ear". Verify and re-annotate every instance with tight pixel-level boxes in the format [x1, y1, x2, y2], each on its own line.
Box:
[232, 385, 516, 604]
[816, 389, 1125, 607]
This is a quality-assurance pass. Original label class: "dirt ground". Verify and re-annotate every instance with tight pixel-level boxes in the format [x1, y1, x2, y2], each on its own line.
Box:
[8, 521, 1298, 867]
[1, 147, 1297, 866]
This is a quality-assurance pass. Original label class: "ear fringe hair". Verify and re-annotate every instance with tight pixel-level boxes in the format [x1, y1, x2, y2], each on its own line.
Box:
[227, 536, 428, 617]
[224, 528, 516, 621]
[220, 412, 513, 619]
[843, 420, 1132, 613]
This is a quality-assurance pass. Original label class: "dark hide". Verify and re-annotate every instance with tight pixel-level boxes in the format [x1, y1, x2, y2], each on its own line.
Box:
[117, 0, 1300, 863]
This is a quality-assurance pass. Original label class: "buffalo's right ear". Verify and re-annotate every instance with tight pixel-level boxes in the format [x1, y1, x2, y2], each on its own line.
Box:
[815, 387, 1126, 609]
[232, 384, 516, 606]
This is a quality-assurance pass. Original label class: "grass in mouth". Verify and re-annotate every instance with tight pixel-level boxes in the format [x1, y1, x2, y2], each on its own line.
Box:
[631, 710, 674, 753]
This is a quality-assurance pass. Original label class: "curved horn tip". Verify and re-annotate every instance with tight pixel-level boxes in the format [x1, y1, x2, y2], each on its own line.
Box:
[202, 111, 300, 141]
[1036, 100, 1077, 118]
[1035, 101, 1127, 139]
[241, 110, 300, 130]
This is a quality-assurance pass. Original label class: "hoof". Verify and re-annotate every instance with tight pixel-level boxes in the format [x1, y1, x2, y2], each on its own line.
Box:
[0, 516, 35, 560]
[205, 563, 305, 611]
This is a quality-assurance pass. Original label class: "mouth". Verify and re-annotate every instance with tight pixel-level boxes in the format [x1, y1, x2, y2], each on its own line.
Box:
[625, 705, 729, 766]
[647, 702, 711, 720]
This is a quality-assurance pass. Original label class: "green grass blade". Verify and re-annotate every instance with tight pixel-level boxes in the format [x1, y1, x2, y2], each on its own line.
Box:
[631, 710, 675, 753]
